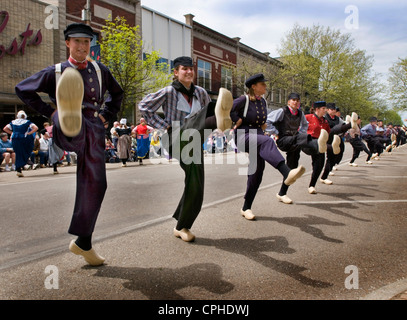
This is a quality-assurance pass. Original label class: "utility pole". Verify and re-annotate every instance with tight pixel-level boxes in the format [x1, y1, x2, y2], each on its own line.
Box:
[82, 0, 91, 25]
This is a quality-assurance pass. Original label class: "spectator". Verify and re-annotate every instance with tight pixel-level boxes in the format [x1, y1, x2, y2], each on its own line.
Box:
[38, 131, 50, 167]
[2, 110, 38, 177]
[116, 118, 132, 167]
[29, 132, 41, 169]
[110, 121, 119, 149]
[0, 132, 16, 172]
[132, 118, 153, 165]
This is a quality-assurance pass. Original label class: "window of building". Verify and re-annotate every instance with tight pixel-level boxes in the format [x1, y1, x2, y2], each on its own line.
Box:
[197, 59, 211, 91]
[275, 88, 281, 104]
[221, 66, 233, 91]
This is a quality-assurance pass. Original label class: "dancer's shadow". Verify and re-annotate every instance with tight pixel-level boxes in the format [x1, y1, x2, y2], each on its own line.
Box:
[296, 192, 374, 222]
[196, 236, 332, 288]
[90, 263, 234, 300]
[257, 214, 344, 243]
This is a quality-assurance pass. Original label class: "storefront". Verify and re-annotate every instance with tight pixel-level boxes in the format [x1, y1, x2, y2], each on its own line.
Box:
[0, 0, 63, 130]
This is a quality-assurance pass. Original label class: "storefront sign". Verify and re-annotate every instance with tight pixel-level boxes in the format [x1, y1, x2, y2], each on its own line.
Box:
[0, 11, 42, 60]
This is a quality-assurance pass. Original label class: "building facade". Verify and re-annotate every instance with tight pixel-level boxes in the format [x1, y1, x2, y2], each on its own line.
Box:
[142, 5, 191, 72]
[0, 0, 141, 130]
[184, 14, 286, 110]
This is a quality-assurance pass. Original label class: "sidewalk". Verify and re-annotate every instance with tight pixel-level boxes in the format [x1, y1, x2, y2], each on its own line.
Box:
[0, 145, 407, 301]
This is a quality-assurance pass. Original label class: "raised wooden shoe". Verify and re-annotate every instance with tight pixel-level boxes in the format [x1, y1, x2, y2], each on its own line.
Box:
[56, 67, 84, 137]
[214, 88, 233, 132]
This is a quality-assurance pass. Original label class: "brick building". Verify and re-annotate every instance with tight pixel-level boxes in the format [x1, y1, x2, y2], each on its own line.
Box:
[0, 0, 64, 129]
[0, 0, 140, 130]
[184, 14, 286, 110]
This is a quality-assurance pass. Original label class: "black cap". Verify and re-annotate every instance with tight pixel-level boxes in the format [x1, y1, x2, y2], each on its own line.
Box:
[288, 92, 300, 100]
[313, 101, 326, 108]
[64, 23, 94, 40]
[245, 73, 268, 88]
[174, 56, 194, 68]
[326, 103, 336, 110]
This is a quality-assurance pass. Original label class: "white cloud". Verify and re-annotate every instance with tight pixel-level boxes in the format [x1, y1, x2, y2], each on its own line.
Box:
[141, 0, 407, 85]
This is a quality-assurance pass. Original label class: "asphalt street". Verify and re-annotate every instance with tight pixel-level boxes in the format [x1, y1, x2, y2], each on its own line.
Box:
[0, 143, 407, 303]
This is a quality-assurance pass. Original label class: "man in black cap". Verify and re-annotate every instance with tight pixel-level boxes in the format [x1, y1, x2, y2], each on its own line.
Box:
[266, 92, 328, 171]
[15, 23, 123, 266]
[361, 116, 382, 159]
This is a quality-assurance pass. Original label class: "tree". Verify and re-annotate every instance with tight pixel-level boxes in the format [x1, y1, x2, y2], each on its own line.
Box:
[388, 57, 407, 111]
[99, 16, 172, 121]
[278, 24, 381, 116]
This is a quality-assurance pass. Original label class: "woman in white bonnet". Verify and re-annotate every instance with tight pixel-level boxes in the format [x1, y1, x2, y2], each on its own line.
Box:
[115, 118, 132, 167]
[2, 110, 38, 177]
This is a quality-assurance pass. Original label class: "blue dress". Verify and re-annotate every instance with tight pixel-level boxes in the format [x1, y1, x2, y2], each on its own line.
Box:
[9, 119, 35, 169]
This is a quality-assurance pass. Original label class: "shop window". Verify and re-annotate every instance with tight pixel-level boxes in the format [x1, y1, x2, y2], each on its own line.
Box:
[197, 59, 211, 91]
[221, 66, 233, 91]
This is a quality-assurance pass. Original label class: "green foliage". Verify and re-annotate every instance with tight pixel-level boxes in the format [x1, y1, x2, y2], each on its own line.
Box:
[388, 57, 407, 111]
[99, 16, 172, 121]
[278, 23, 383, 117]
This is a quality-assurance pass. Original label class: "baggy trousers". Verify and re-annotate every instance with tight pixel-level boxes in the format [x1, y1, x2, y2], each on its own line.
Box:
[52, 109, 107, 237]
[163, 105, 210, 230]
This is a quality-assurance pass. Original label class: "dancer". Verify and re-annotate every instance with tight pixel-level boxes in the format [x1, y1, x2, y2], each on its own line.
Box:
[231, 74, 305, 212]
[305, 101, 332, 194]
[15, 23, 124, 266]
[319, 103, 357, 184]
[266, 92, 328, 170]
[139, 56, 232, 242]
[2, 111, 38, 177]
[348, 116, 372, 166]
[361, 117, 382, 159]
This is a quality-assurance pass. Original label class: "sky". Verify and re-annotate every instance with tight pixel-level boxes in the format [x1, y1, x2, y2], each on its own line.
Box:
[141, 0, 406, 85]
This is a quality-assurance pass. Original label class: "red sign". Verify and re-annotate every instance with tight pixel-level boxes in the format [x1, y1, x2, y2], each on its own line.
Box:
[0, 11, 42, 59]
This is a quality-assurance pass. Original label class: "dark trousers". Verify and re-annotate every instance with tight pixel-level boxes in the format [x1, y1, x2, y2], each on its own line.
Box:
[52, 110, 107, 237]
[173, 152, 205, 230]
[165, 106, 213, 230]
[237, 132, 285, 208]
[277, 133, 318, 169]
[309, 151, 325, 188]
[365, 136, 384, 155]
[350, 137, 371, 162]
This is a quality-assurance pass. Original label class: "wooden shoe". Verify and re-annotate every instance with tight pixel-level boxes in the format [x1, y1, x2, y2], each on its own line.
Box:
[214, 88, 233, 132]
[284, 165, 305, 186]
[173, 228, 195, 242]
[320, 178, 333, 185]
[308, 186, 317, 194]
[351, 112, 358, 130]
[56, 67, 84, 137]
[276, 193, 293, 204]
[69, 240, 105, 266]
[332, 135, 341, 155]
[318, 129, 329, 153]
[240, 208, 255, 220]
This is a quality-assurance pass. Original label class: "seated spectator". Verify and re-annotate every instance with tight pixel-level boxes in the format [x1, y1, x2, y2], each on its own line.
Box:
[38, 132, 50, 167]
[28, 132, 41, 169]
[0, 132, 16, 171]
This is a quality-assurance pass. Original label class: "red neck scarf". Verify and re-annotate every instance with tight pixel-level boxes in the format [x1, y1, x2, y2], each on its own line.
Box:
[69, 56, 88, 70]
